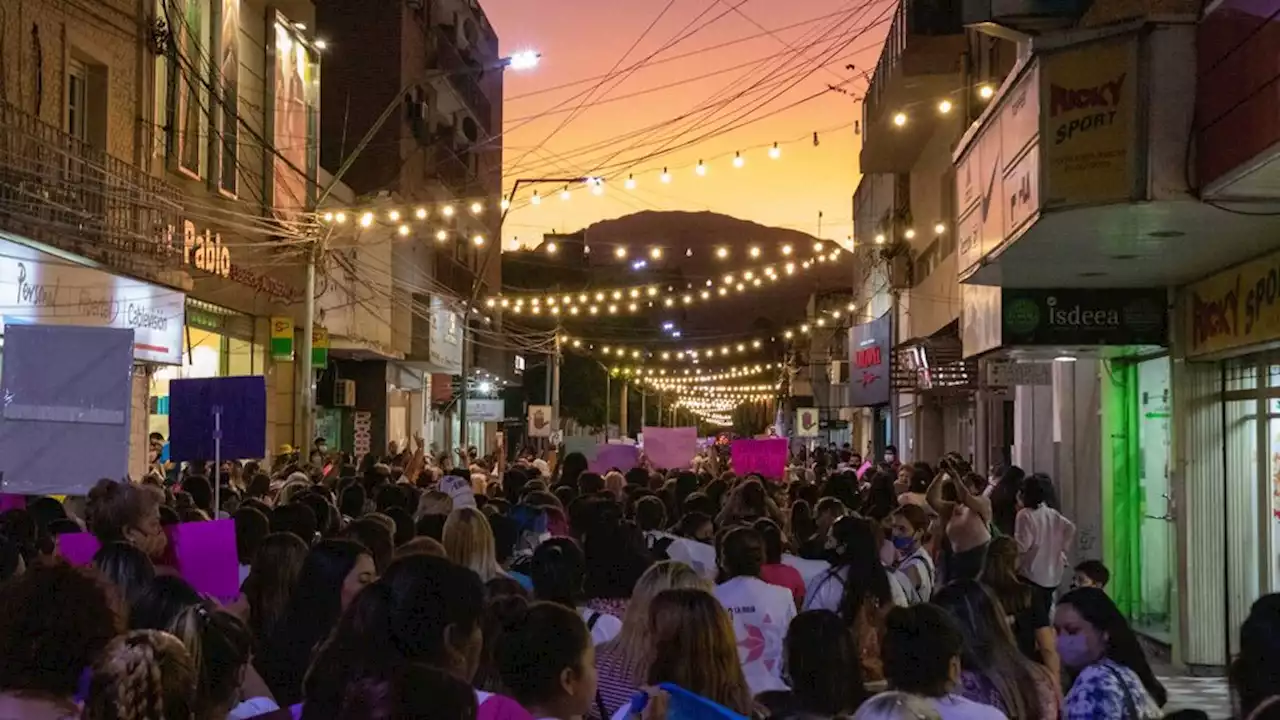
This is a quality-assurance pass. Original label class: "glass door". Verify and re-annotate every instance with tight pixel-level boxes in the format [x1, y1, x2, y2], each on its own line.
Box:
[1136, 358, 1173, 637]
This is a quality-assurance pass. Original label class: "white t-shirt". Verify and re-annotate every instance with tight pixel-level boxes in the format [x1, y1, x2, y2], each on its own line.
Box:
[803, 566, 907, 614]
[713, 575, 796, 695]
[931, 694, 1010, 719]
[1015, 504, 1076, 589]
[579, 607, 622, 645]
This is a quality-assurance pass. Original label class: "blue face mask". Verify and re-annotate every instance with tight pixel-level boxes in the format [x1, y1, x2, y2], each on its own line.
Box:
[892, 535, 916, 551]
[1056, 633, 1094, 669]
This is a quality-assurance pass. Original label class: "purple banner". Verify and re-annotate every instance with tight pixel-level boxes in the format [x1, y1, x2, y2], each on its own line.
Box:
[588, 444, 639, 474]
[58, 519, 240, 602]
[731, 438, 788, 480]
[643, 427, 697, 470]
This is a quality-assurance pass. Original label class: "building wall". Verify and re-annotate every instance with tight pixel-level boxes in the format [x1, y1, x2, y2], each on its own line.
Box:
[0, 0, 141, 162]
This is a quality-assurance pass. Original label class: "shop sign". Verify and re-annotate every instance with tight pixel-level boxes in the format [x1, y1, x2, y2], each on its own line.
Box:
[848, 312, 891, 407]
[962, 284, 1003, 358]
[428, 296, 462, 374]
[1040, 38, 1138, 208]
[0, 236, 184, 364]
[796, 407, 819, 437]
[467, 399, 505, 422]
[352, 411, 372, 458]
[270, 317, 294, 361]
[1185, 248, 1280, 357]
[1001, 288, 1167, 346]
[312, 326, 329, 367]
[180, 221, 231, 278]
[987, 360, 1053, 387]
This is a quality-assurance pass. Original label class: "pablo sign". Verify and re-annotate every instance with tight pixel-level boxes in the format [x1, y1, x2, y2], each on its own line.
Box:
[165, 221, 231, 278]
[848, 312, 891, 407]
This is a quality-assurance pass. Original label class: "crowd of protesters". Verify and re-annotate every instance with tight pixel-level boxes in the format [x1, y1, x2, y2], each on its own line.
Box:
[0, 435, 1268, 719]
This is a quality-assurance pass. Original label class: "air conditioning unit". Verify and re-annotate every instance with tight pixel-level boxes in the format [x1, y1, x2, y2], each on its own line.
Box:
[334, 379, 356, 407]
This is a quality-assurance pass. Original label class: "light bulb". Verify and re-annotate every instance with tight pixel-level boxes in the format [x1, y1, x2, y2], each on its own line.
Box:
[935, 222, 946, 234]
[388, 210, 401, 222]
[733, 152, 744, 168]
[874, 233, 885, 244]
[591, 180, 604, 196]
[472, 235, 485, 246]
[442, 205, 455, 217]
[695, 160, 707, 176]
[624, 174, 636, 190]
[531, 192, 541, 205]
[436, 230, 448, 241]
[545, 242, 558, 254]
[650, 247, 662, 259]
[470, 201, 483, 215]
[615, 246, 627, 259]
[716, 247, 728, 259]
[979, 84, 995, 99]
[500, 198, 510, 210]
[814, 241, 824, 252]
[560, 187, 571, 201]
[415, 207, 428, 219]
[322, 212, 334, 222]
[660, 168, 671, 183]
[904, 228, 916, 239]
[398, 224, 410, 236]
[893, 112, 907, 127]
[359, 212, 373, 227]
[768, 142, 781, 159]
[938, 99, 953, 114]
[749, 246, 760, 258]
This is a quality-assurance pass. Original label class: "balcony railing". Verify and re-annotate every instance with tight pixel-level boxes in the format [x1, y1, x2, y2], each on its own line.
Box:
[866, 0, 964, 120]
[0, 100, 183, 274]
[432, 26, 494, 134]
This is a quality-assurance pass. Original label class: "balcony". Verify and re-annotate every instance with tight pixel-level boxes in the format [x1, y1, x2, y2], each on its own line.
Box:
[432, 26, 494, 134]
[0, 100, 183, 280]
[963, 0, 1086, 36]
[860, 0, 966, 173]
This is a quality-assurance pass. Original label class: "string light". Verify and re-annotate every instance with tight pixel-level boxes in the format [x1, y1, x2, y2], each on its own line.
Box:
[893, 112, 907, 127]
[415, 207, 428, 220]
[615, 246, 627, 259]
[531, 191, 541, 205]
[935, 222, 946, 234]
[874, 233, 885, 244]
[979, 84, 995, 99]
[904, 228, 916, 239]
[661, 168, 671, 183]
[388, 210, 401, 222]
[560, 186, 571, 201]
[716, 247, 729, 259]
[649, 247, 663, 260]
[442, 204, 455, 217]
[500, 198, 511, 210]
[436, 230, 448, 242]
[695, 160, 707, 176]
[398, 225, 410, 236]
[472, 235, 485, 246]
[781, 244, 792, 256]
[545, 242, 558, 254]
[769, 142, 781, 159]
[733, 152, 745, 168]
[625, 174, 636, 189]
[937, 99, 953, 114]
[469, 201, 483, 215]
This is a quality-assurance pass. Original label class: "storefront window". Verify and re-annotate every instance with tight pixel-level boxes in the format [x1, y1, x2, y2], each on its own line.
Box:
[148, 325, 263, 441]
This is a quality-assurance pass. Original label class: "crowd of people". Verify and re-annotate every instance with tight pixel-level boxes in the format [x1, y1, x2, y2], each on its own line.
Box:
[0, 436, 1271, 719]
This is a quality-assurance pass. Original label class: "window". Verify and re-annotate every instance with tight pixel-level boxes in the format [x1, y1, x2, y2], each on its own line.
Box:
[66, 60, 88, 142]
[174, 0, 212, 178]
[217, 0, 239, 194]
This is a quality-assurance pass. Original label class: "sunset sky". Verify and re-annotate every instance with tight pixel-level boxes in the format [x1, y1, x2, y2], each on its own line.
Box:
[483, 0, 891, 250]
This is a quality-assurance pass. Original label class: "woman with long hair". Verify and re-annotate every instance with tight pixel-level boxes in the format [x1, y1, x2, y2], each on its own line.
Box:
[804, 515, 905, 680]
[1055, 587, 1165, 718]
[888, 504, 935, 605]
[879, 604, 1007, 718]
[757, 610, 869, 717]
[92, 541, 156, 608]
[443, 507, 508, 583]
[1232, 593, 1280, 719]
[628, 588, 754, 718]
[82, 630, 196, 720]
[713, 526, 795, 694]
[531, 537, 622, 645]
[582, 518, 652, 619]
[589, 562, 709, 720]
[988, 466, 1026, 537]
[932, 580, 1059, 719]
[243, 532, 309, 650]
[257, 539, 374, 705]
[1015, 475, 1075, 613]
[497, 602, 598, 719]
[981, 536, 1060, 682]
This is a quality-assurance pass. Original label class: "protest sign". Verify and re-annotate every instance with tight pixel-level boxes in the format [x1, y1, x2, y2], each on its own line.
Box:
[440, 473, 477, 509]
[730, 438, 788, 480]
[588, 443, 639, 474]
[642, 427, 697, 470]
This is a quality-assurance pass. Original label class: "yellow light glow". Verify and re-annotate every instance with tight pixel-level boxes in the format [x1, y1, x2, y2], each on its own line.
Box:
[615, 246, 627, 259]
[415, 207, 428, 219]
[629, 289, 640, 299]
[664, 297, 675, 307]
[595, 292, 606, 301]
[660, 168, 671, 183]
[904, 228, 916, 239]
[625, 174, 636, 190]
[322, 212, 334, 222]
[612, 290, 623, 300]
[545, 242, 558, 254]
[646, 287, 658, 296]
[874, 233, 885, 244]
[500, 198, 511, 210]
[398, 225, 410, 236]
[388, 210, 400, 222]
[749, 246, 761, 258]
[769, 142, 781, 159]
[733, 152, 745, 168]
[608, 304, 618, 314]
[650, 247, 663, 260]
[472, 235, 485, 246]
[695, 160, 707, 176]
[442, 205, 455, 217]
[935, 222, 946, 234]
[716, 247, 729, 259]
[531, 192, 541, 206]
[979, 84, 995, 99]
[470, 201, 483, 215]
[718, 287, 728, 296]
[938, 99, 953, 114]
[781, 244, 792, 256]
[560, 187, 571, 201]
[744, 271, 754, 280]
[359, 212, 373, 227]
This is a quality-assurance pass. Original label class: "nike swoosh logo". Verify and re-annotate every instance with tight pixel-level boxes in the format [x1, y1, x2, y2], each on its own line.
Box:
[980, 150, 1001, 221]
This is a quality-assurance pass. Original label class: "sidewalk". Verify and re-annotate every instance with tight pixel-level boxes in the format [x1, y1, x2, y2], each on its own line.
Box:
[1158, 671, 1231, 719]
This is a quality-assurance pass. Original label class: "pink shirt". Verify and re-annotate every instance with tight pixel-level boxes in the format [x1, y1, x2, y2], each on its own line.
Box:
[760, 563, 805, 608]
[476, 691, 534, 720]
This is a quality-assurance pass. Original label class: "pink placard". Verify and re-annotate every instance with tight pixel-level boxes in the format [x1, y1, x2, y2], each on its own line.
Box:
[643, 427, 697, 470]
[731, 438, 788, 480]
[57, 519, 239, 602]
[588, 444, 639, 474]
[0, 495, 26, 513]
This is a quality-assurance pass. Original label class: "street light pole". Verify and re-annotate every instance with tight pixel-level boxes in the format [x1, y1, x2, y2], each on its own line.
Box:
[458, 176, 587, 454]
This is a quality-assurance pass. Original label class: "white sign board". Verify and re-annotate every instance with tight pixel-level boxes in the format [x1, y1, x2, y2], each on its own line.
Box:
[987, 360, 1053, 387]
[527, 405, 553, 437]
[428, 295, 462, 373]
[439, 473, 476, 509]
[466, 399, 505, 422]
[796, 407, 819, 437]
[0, 235, 185, 364]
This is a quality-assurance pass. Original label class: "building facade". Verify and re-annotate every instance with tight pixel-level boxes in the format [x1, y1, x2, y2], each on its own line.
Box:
[317, 0, 506, 458]
[0, 0, 322, 478]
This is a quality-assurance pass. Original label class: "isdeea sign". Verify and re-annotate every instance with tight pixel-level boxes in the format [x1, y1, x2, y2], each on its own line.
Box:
[1000, 288, 1167, 346]
[1185, 248, 1280, 357]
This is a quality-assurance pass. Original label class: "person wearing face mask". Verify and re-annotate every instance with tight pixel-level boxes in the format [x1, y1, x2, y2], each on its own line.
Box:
[86, 478, 169, 562]
[1054, 587, 1165, 719]
[883, 444, 901, 471]
[876, 604, 1008, 719]
[889, 505, 935, 605]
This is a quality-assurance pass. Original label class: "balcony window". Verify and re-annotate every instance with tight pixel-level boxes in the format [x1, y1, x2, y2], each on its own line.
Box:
[272, 17, 319, 219]
[173, 0, 212, 179]
[66, 60, 88, 143]
[217, 0, 239, 195]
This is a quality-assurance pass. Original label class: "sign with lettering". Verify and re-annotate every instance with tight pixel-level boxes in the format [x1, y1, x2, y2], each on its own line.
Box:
[180, 220, 231, 278]
[1040, 38, 1137, 208]
[848, 312, 892, 407]
[1185, 248, 1280, 357]
[0, 236, 184, 364]
[312, 325, 329, 366]
[270, 317, 294, 361]
[1001, 288, 1167, 346]
[987, 360, 1053, 387]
